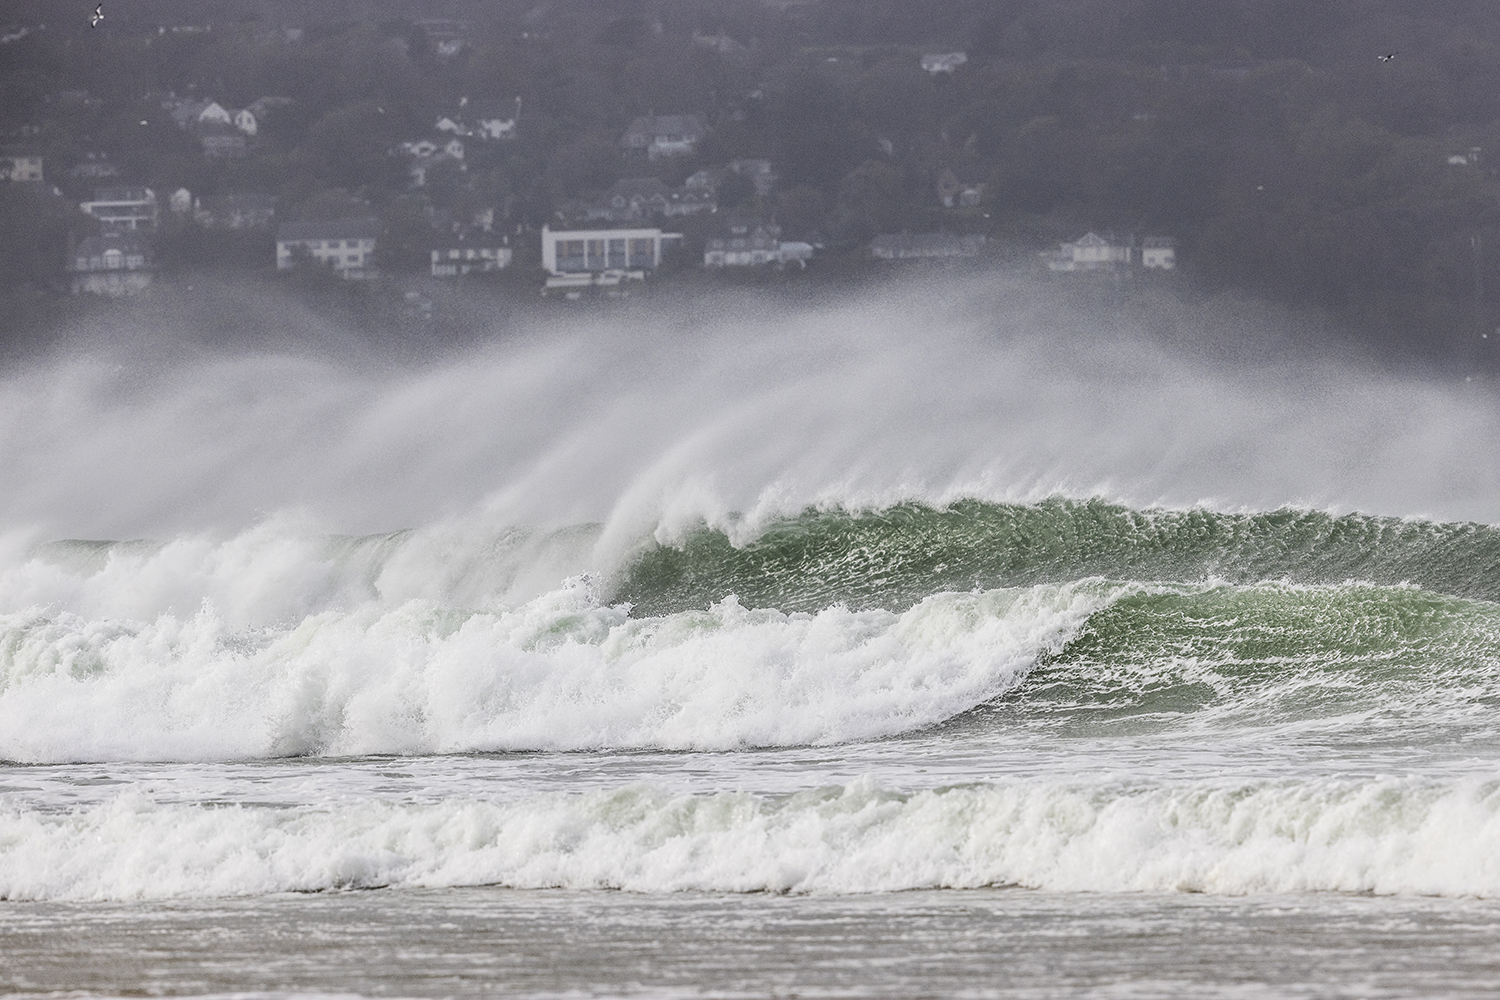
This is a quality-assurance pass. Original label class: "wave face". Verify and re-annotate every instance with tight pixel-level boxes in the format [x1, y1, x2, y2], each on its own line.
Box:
[3, 500, 1499, 764]
[615, 498, 1500, 614]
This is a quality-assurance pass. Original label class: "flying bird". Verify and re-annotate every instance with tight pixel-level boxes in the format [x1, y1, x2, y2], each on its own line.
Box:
[1378, 52, 1396, 61]
[91, 4, 103, 27]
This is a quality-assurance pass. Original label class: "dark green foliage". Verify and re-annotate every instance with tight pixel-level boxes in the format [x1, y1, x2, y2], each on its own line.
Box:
[7, 0, 1500, 361]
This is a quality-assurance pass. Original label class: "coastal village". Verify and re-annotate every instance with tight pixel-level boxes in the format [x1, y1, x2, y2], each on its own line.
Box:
[11, 96, 1175, 302]
[6, 0, 1498, 358]
[1, 10, 1180, 313]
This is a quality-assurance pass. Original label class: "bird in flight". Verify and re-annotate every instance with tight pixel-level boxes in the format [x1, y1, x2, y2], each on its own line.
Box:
[91, 4, 103, 27]
[1378, 52, 1396, 62]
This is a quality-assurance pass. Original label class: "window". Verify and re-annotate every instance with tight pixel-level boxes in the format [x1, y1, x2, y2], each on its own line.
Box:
[587, 239, 605, 269]
[607, 239, 627, 268]
[557, 239, 587, 271]
[628, 238, 655, 267]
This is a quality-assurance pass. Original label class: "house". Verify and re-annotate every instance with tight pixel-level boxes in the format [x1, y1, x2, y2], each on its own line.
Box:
[0, 150, 42, 182]
[194, 193, 277, 229]
[704, 220, 782, 267]
[921, 52, 968, 75]
[935, 165, 986, 208]
[200, 123, 248, 158]
[80, 187, 158, 231]
[600, 177, 673, 220]
[1044, 231, 1132, 271]
[68, 153, 120, 182]
[276, 219, 380, 278]
[398, 137, 466, 187]
[1140, 236, 1176, 269]
[562, 178, 716, 225]
[870, 232, 983, 260]
[621, 114, 707, 160]
[779, 241, 815, 267]
[542, 225, 680, 273]
[430, 232, 512, 277]
[69, 233, 154, 295]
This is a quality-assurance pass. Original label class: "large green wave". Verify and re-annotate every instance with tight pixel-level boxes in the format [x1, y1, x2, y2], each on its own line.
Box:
[611, 499, 1500, 615]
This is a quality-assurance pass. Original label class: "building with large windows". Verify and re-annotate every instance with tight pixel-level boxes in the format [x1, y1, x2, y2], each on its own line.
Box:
[540, 226, 679, 274]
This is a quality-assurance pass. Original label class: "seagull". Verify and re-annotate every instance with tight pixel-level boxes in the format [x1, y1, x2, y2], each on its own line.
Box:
[91, 4, 103, 27]
[1378, 52, 1396, 62]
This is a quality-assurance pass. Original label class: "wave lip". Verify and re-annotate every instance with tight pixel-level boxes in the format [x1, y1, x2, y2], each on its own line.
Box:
[7, 775, 1500, 901]
[0, 580, 1108, 763]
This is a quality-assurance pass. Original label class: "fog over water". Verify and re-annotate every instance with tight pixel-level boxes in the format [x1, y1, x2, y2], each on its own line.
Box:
[3, 272, 1497, 554]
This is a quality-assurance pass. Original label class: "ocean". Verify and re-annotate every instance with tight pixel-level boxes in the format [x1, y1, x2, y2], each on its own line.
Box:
[4, 284, 1500, 997]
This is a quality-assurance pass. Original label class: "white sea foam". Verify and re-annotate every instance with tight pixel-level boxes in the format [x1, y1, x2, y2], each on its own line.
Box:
[5, 773, 1500, 901]
[0, 581, 1110, 763]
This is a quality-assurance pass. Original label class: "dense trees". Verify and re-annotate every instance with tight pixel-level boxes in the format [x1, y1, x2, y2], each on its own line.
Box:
[8, 0, 1500, 357]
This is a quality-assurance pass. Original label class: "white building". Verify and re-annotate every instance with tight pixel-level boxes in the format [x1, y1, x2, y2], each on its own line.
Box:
[1140, 236, 1177, 269]
[704, 221, 782, 267]
[1044, 231, 1131, 272]
[0, 151, 42, 182]
[80, 187, 158, 231]
[621, 114, 707, 160]
[70, 233, 153, 295]
[541, 225, 680, 275]
[276, 219, 380, 278]
[431, 236, 512, 277]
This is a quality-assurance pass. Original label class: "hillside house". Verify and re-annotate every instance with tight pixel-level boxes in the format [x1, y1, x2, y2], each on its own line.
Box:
[1141, 236, 1176, 269]
[1044, 231, 1132, 271]
[70, 233, 154, 295]
[622, 114, 707, 160]
[935, 165, 986, 208]
[704, 220, 782, 267]
[68, 153, 120, 182]
[194, 193, 277, 229]
[430, 232, 512, 277]
[200, 123, 248, 158]
[81, 187, 158, 231]
[276, 219, 380, 278]
[0, 150, 42, 182]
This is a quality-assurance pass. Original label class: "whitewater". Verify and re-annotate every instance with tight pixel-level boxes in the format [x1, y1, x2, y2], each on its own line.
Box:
[5, 276, 1500, 998]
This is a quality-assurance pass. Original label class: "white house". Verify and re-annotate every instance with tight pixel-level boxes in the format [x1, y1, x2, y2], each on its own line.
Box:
[276, 219, 380, 278]
[704, 220, 782, 267]
[430, 233, 512, 277]
[70, 233, 153, 295]
[1044, 231, 1131, 271]
[621, 114, 707, 160]
[80, 187, 158, 231]
[1141, 236, 1176, 269]
[0, 151, 42, 182]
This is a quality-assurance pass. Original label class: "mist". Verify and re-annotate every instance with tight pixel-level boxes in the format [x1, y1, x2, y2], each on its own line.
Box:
[4, 271, 1497, 558]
